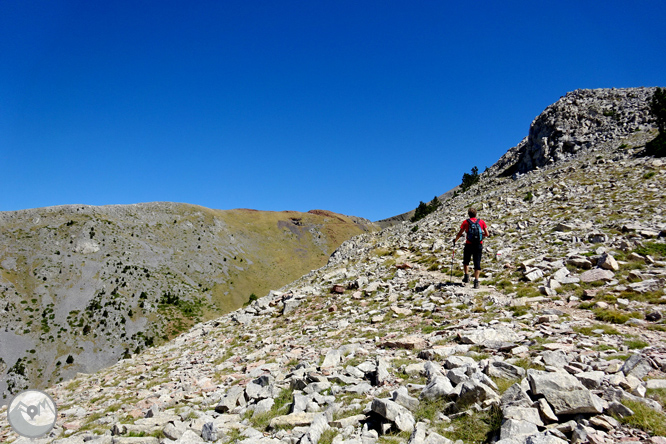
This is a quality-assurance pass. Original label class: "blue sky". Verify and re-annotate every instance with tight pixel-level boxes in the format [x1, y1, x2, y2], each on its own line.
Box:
[2, 1, 664, 221]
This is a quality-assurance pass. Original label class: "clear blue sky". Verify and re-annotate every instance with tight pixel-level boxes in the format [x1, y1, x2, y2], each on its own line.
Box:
[2, 1, 664, 221]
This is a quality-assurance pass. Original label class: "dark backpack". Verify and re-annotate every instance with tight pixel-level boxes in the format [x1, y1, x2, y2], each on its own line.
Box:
[466, 219, 482, 244]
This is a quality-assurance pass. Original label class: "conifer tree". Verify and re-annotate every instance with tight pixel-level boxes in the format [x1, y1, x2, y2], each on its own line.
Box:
[647, 87, 666, 157]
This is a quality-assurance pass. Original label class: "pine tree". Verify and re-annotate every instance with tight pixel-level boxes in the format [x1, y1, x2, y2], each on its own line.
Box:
[461, 166, 480, 191]
[646, 87, 666, 157]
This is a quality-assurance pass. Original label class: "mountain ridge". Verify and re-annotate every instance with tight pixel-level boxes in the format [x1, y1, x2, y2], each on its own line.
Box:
[1, 86, 665, 443]
[0, 203, 378, 402]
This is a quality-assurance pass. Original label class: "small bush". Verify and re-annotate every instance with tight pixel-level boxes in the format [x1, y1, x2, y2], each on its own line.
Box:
[244, 293, 259, 307]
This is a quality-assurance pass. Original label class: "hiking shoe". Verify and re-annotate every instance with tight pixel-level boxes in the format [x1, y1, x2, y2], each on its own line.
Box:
[473, 280, 480, 289]
[462, 274, 469, 284]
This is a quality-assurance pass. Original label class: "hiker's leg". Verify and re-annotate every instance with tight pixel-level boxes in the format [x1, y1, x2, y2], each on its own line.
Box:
[462, 244, 472, 283]
[472, 245, 483, 280]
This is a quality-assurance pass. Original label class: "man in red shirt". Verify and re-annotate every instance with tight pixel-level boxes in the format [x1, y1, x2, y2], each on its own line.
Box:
[453, 207, 490, 288]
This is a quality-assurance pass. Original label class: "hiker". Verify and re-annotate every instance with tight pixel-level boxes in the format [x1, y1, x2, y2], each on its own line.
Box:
[453, 207, 490, 288]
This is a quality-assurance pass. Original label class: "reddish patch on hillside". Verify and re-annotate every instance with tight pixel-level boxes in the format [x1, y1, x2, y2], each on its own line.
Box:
[308, 209, 346, 222]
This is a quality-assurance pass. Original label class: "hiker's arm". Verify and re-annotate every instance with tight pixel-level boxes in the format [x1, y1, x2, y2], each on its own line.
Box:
[483, 226, 490, 238]
[454, 227, 465, 244]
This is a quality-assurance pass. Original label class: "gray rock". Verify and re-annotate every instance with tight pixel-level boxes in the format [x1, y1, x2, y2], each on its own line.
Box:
[201, 422, 217, 442]
[541, 350, 569, 368]
[526, 433, 568, 444]
[163, 422, 185, 440]
[253, 398, 275, 417]
[598, 253, 619, 271]
[567, 256, 593, 270]
[501, 383, 533, 409]
[457, 327, 522, 346]
[283, 298, 302, 315]
[536, 398, 558, 423]
[622, 354, 654, 379]
[646, 379, 666, 389]
[574, 371, 606, 390]
[487, 361, 526, 380]
[300, 413, 329, 444]
[579, 268, 615, 283]
[524, 268, 544, 282]
[542, 389, 604, 415]
[447, 367, 470, 385]
[628, 279, 662, 293]
[502, 406, 544, 427]
[322, 349, 342, 369]
[444, 355, 477, 369]
[457, 380, 498, 406]
[528, 369, 585, 393]
[420, 376, 455, 400]
[371, 398, 415, 432]
[528, 369, 603, 415]
[393, 386, 420, 411]
[215, 386, 245, 413]
[500, 419, 539, 441]
[245, 381, 271, 400]
[177, 430, 205, 443]
[605, 401, 634, 418]
[424, 433, 453, 444]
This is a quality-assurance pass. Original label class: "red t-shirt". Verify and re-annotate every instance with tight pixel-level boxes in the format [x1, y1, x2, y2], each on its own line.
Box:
[461, 218, 487, 244]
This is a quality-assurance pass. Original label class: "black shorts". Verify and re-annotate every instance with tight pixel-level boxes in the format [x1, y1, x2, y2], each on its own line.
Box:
[463, 243, 483, 271]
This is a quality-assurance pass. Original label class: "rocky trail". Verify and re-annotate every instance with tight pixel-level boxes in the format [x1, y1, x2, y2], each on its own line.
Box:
[1, 87, 665, 444]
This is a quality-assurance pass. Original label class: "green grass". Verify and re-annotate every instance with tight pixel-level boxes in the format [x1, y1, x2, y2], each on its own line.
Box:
[635, 242, 666, 259]
[248, 388, 293, 430]
[647, 324, 666, 332]
[443, 405, 503, 443]
[625, 338, 650, 349]
[492, 378, 520, 395]
[513, 357, 545, 371]
[647, 388, 666, 409]
[508, 305, 529, 317]
[619, 290, 666, 305]
[572, 323, 620, 336]
[616, 399, 666, 436]
[319, 429, 338, 444]
[515, 286, 541, 298]
[593, 308, 635, 324]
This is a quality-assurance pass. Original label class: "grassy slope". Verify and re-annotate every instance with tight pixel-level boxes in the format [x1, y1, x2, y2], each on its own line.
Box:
[0, 203, 377, 396]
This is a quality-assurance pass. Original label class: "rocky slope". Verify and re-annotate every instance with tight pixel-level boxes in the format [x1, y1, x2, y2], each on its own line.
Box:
[0, 203, 377, 402]
[1, 87, 665, 444]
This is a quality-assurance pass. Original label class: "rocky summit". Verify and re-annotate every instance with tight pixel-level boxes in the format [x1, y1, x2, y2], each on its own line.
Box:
[1, 87, 665, 444]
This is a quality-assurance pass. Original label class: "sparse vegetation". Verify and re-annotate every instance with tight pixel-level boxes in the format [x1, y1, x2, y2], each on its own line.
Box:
[616, 398, 666, 436]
